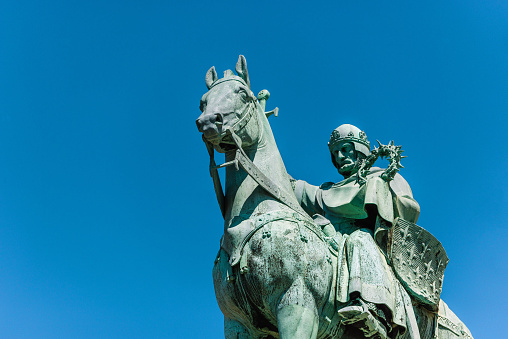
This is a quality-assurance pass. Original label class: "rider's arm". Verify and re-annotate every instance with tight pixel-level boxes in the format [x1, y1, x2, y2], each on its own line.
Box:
[293, 180, 324, 217]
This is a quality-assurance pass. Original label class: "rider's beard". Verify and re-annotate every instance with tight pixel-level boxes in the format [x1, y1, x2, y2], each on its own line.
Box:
[338, 161, 357, 178]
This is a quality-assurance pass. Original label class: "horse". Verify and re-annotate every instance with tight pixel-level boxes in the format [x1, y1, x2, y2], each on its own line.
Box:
[195, 55, 473, 339]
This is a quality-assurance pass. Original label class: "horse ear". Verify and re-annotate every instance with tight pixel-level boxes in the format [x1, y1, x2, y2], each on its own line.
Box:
[205, 66, 218, 89]
[235, 55, 250, 89]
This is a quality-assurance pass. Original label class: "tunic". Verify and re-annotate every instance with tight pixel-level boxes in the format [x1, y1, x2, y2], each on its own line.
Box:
[294, 168, 421, 335]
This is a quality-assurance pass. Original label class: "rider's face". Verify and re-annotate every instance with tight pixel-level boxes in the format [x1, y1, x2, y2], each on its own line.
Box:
[332, 142, 357, 178]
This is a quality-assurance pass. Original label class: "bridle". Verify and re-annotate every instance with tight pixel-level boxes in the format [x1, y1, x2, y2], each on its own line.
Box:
[201, 79, 309, 221]
[208, 78, 258, 144]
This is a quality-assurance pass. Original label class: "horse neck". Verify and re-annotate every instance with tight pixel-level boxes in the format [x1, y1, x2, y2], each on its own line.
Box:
[224, 106, 295, 225]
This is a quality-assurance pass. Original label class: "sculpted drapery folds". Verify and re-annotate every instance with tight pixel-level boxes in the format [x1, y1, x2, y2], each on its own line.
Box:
[197, 56, 472, 339]
[293, 124, 421, 338]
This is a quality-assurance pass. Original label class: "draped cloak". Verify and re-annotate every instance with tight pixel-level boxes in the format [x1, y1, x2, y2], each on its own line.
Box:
[294, 168, 421, 334]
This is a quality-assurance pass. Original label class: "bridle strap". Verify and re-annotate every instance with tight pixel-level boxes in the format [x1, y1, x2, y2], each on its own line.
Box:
[203, 135, 226, 218]
[230, 100, 256, 136]
[209, 77, 247, 89]
[201, 86, 255, 220]
[226, 128, 310, 220]
[214, 99, 256, 143]
[202, 127, 310, 221]
[201, 95, 309, 221]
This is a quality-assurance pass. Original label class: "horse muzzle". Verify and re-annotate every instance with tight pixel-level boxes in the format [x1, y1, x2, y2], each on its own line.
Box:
[197, 111, 237, 145]
[196, 112, 219, 136]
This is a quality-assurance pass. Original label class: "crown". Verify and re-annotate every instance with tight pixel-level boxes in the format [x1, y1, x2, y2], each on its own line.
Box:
[328, 129, 370, 150]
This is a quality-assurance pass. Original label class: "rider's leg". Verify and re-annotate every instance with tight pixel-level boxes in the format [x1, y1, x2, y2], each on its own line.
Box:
[340, 228, 397, 338]
[338, 297, 389, 338]
[276, 279, 319, 339]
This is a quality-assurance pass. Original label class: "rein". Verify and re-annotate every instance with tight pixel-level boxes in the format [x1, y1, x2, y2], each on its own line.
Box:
[203, 134, 226, 218]
[203, 116, 309, 221]
[201, 88, 257, 219]
[202, 77, 309, 221]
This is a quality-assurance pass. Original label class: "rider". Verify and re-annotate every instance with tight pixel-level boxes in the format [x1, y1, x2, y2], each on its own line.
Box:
[292, 124, 420, 338]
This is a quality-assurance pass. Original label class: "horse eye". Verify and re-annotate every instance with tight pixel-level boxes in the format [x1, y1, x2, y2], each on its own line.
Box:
[237, 89, 248, 100]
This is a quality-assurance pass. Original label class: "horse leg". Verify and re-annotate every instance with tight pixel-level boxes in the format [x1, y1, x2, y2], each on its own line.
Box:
[277, 305, 318, 339]
[224, 317, 258, 339]
[276, 279, 319, 339]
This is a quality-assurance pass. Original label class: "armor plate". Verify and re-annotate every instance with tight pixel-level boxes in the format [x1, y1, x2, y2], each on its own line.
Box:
[387, 218, 449, 311]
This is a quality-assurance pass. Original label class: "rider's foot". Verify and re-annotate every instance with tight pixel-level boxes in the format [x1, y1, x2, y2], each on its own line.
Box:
[337, 299, 388, 339]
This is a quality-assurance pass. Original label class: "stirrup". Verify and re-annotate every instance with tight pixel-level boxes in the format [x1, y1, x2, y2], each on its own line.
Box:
[337, 299, 388, 339]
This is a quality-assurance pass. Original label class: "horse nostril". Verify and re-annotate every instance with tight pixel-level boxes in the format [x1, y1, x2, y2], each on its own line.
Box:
[196, 118, 204, 132]
[215, 114, 223, 126]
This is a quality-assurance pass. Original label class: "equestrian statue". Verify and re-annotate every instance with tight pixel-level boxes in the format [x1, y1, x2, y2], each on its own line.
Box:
[195, 55, 473, 339]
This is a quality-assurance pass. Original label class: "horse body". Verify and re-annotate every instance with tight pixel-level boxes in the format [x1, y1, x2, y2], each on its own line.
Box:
[215, 140, 335, 337]
[196, 56, 472, 339]
[213, 216, 334, 338]
[197, 58, 336, 338]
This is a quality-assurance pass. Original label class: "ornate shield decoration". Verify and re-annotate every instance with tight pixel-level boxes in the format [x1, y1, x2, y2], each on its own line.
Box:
[387, 218, 449, 311]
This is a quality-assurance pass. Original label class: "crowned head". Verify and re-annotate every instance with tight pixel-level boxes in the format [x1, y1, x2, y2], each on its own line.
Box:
[328, 124, 370, 178]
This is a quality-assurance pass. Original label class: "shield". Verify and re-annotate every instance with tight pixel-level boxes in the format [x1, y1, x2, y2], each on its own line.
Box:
[387, 218, 449, 311]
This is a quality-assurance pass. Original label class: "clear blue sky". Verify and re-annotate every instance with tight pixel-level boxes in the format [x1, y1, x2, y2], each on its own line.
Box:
[0, 1, 506, 338]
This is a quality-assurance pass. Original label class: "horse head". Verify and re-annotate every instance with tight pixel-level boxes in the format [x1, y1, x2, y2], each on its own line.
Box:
[196, 55, 261, 153]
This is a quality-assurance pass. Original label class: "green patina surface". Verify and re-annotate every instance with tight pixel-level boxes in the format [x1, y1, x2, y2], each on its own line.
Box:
[196, 55, 473, 339]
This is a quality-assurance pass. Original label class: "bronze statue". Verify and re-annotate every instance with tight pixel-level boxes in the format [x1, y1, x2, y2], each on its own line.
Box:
[196, 55, 472, 339]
